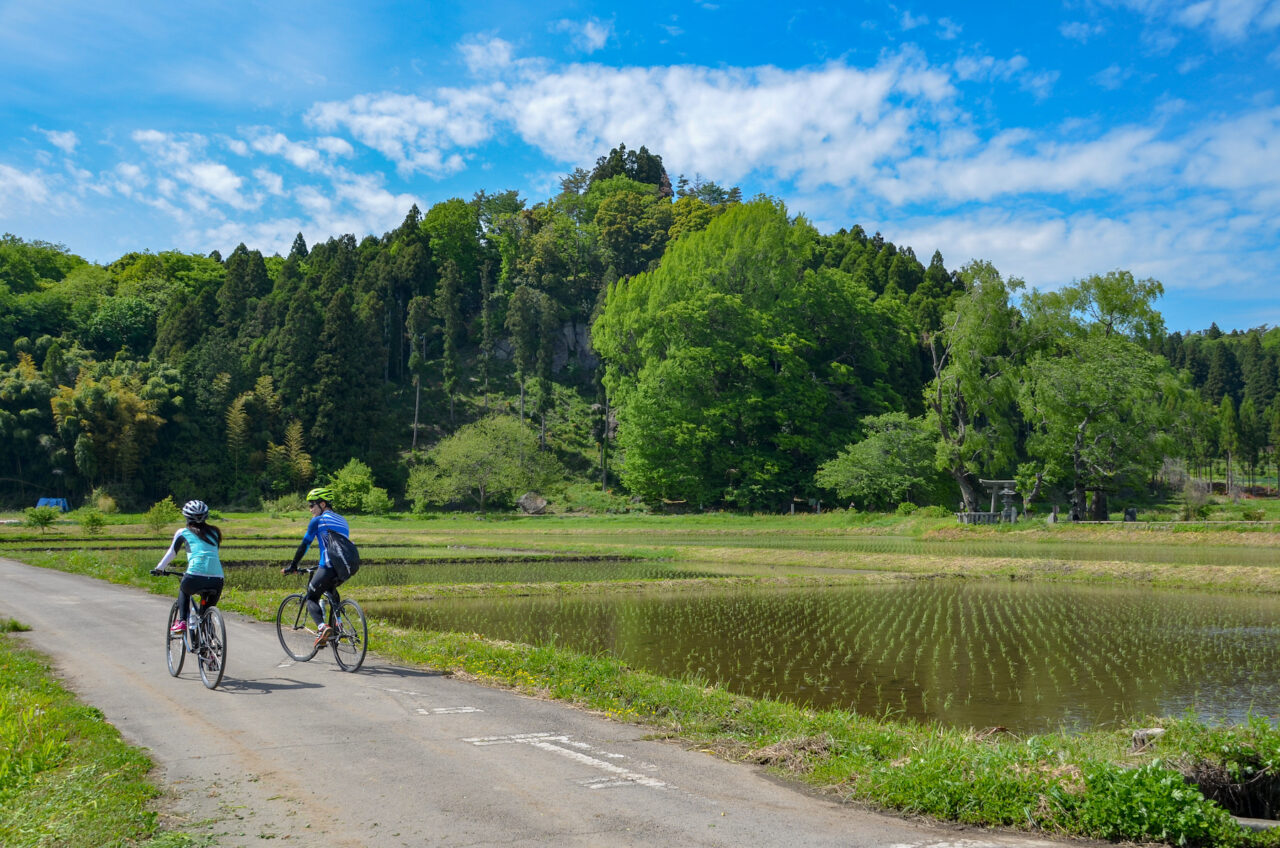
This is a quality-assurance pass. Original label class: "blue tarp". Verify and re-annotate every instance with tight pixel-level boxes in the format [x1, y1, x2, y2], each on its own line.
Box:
[36, 497, 70, 512]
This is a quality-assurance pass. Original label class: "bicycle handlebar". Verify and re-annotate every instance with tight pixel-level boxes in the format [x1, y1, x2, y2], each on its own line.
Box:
[154, 569, 185, 577]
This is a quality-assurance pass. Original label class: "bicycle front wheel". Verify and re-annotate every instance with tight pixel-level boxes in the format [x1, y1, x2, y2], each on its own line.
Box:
[166, 600, 185, 676]
[275, 594, 319, 661]
[198, 608, 227, 689]
[331, 599, 368, 672]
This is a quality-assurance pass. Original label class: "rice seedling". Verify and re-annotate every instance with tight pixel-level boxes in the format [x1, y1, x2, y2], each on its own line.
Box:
[368, 580, 1280, 734]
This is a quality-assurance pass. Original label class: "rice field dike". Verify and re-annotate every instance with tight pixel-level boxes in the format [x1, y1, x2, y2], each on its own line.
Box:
[3, 508, 1280, 847]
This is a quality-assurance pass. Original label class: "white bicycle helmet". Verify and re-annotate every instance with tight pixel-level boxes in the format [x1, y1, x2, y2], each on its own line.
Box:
[182, 499, 210, 521]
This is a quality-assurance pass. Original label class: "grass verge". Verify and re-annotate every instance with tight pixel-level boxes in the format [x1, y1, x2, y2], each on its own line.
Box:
[0, 629, 200, 848]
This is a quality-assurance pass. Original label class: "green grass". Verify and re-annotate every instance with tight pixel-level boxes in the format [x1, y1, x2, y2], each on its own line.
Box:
[0, 630, 200, 848]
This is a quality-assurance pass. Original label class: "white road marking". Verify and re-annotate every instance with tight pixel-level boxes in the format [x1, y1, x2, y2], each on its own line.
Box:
[384, 687, 483, 715]
[463, 733, 668, 790]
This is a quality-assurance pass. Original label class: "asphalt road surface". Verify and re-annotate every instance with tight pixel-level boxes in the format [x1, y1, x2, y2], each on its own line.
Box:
[0, 557, 1079, 847]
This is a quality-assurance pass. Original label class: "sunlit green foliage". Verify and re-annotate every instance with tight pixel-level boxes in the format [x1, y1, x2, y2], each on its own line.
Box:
[594, 199, 916, 510]
[406, 414, 565, 510]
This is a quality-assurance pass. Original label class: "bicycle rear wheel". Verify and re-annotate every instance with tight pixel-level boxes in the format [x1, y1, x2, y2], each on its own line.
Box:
[331, 599, 368, 672]
[166, 600, 185, 676]
[198, 608, 227, 689]
[275, 593, 319, 661]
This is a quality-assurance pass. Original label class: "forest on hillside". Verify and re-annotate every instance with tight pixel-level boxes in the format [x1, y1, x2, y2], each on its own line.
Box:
[2, 144, 1278, 516]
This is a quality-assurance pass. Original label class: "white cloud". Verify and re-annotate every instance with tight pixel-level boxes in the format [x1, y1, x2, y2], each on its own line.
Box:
[0, 164, 51, 211]
[936, 17, 962, 39]
[459, 35, 515, 74]
[111, 162, 147, 198]
[504, 58, 951, 186]
[1060, 20, 1106, 41]
[1092, 64, 1132, 89]
[1183, 106, 1280, 201]
[131, 129, 254, 209]
[306, 90, 495, 176]
[255, 167, 285, 196]
[553, 18, 612, 53]
[1106, 0, 1280, 40]
[878, 125, 1183, 204]
[954, 53, 1058, 99]
[37, 128, 79, 154]
[887, 201, 1258, 301]
[901, 11, 929, 30]
[1173, 0, 1280, 38]
[315, 136, 354, 157]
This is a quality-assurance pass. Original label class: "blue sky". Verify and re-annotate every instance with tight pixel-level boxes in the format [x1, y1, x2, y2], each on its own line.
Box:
[2, 0, 1278, 333]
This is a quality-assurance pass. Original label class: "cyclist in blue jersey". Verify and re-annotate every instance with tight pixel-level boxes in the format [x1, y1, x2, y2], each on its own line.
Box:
[281, 486, 350, 647]
[151, 500, 224, 633]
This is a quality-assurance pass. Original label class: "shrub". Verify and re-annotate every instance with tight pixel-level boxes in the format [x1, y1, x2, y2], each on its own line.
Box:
[558, 484, 640, 514]
[263, 492, 306, 515]
[144, 496, 181, 532]
[895, 501, 919, 515]
[330, 459, 378, 513]
[1241, 508, 1265, 522]
[915, 505, 952, 518]
[89, 487, 118, 514]
[407, 415, 565, 512]
[77, 509, 106, 536]
[1180, 482, 1211, 521]
[362, 487, 394, 516]
[23, 505, 60, 534]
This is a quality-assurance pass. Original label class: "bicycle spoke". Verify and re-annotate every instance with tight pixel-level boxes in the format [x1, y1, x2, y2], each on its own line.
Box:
[165, 601, 185, 677]
[275, 594, 319, 661]
[332, 599, 367, 671]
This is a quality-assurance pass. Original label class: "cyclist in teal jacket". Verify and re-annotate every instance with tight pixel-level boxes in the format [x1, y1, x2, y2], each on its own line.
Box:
[281, 486, 350, 647]
[151, 500, 224, 633]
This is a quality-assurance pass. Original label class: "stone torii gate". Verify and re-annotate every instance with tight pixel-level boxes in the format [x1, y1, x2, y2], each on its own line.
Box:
[978, 478, 1019, 522]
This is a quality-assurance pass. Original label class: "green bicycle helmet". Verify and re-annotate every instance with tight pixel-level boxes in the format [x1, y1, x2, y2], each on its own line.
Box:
[306, 486, 335, 504]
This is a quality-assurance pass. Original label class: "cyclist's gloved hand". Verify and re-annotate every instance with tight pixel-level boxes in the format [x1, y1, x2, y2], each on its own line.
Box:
[150, 567, 164, 576]
[281, 563, 298, 575]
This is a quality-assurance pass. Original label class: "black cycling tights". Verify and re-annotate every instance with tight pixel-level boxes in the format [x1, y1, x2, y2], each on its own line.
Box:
[305, 568, 342, 627]
[178, 574, 223, 621]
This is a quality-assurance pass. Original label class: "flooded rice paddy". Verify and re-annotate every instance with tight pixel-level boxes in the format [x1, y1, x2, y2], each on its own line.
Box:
[367, 579, 1280, 733]
[503, 531, 1280, 567]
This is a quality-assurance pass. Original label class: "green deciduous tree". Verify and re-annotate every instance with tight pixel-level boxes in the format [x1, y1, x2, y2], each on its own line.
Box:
[594, 199, 913, 510]
[406, 415, 563, 511]
[1019, 271, 1171, 519]
[815, 412, 942, 510]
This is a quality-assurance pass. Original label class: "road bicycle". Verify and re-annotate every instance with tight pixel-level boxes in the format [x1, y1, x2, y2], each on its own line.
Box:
[157, 570, 226, 689]
[275, 567, 368, 671]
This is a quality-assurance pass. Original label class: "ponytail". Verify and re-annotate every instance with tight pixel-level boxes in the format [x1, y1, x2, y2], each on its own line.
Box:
[188, 520, 221, 547]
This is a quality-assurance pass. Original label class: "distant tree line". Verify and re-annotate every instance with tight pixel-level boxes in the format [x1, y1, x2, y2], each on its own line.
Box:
[1, 143, 1276, 514]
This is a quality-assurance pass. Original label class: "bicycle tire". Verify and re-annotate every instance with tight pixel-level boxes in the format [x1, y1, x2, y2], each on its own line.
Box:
[275, 593, 319, 661]
[166, 600, 185, 676]
[331, 599, 368, 672]
[198, 608, 227, 689]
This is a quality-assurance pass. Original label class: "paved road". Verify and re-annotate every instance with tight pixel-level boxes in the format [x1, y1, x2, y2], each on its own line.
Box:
[0, 558, 1077, 847]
